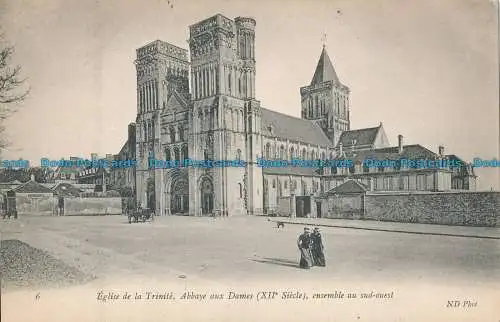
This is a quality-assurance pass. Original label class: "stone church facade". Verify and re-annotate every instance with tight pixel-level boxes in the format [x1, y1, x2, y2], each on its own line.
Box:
[130, 13, 476, 217]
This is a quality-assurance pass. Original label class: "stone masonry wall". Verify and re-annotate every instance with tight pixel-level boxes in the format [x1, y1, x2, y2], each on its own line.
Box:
[64, 197, 122, 216]
[364, 191, 500, 227]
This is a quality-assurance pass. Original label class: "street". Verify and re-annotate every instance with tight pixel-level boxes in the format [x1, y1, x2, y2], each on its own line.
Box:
[1, 215, 499, 322]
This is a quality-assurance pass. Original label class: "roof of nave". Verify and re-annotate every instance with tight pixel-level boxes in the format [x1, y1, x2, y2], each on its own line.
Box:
[261, 108, 332, 147]
[262, 166, 321, 177]
[338, 125, 381, 147]
[345, 144, 438, 163]
[311, 46, 340, 85]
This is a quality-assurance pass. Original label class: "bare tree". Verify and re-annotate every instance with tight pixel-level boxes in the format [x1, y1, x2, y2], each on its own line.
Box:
[0, 32, 30, 150]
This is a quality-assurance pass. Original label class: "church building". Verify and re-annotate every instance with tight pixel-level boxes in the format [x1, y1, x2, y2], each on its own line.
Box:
[127, 13, 475, 217]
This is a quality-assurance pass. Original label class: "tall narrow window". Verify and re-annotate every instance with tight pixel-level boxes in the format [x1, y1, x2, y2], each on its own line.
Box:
[179, 125, 184, 141]
[228, 72, 232, 94]
[169, 126, 175, 143]
[182, 145, 188, 162]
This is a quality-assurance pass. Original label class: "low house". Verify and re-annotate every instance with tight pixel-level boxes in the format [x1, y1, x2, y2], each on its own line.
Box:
[321, 179, 369, 219]
[7, 175, 55, 215]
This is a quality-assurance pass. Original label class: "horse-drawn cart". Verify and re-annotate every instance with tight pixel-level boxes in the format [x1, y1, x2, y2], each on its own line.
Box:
[128, 208, 154, 223]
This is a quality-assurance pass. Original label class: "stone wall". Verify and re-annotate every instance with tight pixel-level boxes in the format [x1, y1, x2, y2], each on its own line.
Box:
[63, 197, 122, 216]
[363, 191, 500, 227]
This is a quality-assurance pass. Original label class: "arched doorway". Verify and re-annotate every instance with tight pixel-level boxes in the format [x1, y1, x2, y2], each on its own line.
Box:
[200, 178, 214, 215]
[171, 179, 189, 214]
[146, 178, 155, 210]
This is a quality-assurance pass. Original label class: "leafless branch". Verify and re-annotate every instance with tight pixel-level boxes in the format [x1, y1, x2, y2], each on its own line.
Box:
[0, 30, 30, 150]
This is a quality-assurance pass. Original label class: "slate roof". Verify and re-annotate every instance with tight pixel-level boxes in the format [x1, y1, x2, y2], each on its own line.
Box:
[346, 144, 438, 164]
[261, 108, 332, 146]
[338, 125, 380, 147]
[326, 180, 368, 194]
[12, 180, 54, 194]
[311, 47, 340, 85]
[52, 182, 82, 197]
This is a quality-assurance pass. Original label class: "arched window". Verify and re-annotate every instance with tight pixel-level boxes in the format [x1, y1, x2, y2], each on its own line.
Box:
[236, 149, 242, 161]
[165, 149, 171, 161]
[228, 72, 232, 94]
[279, 145, 285, 160]
[272, 179, 276, 188]
[290, 147, 295, 159]
[301, 148, 307, 160]
[321, 152, 326, 160]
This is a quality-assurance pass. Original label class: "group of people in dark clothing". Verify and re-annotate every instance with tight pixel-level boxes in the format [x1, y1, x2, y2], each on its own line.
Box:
[297, 227, 325, 269]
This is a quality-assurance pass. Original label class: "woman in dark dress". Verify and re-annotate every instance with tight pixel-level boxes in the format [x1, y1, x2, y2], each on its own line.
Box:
[297, 227, 313, 269]
[311, 227, 326, 267]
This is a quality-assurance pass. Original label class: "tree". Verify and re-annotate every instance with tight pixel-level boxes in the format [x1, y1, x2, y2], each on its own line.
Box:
[0, 32, 30, 151]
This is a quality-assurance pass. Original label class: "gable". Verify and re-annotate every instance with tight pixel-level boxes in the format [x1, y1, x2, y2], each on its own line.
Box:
[327, 180, 368, 194]
[13, 181, 54, 194]
[373, 125, 390, 149]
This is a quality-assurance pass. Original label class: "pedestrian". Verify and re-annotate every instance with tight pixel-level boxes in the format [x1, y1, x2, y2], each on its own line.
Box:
[311, 227, 326, 267]
[297, 227, 313, 269]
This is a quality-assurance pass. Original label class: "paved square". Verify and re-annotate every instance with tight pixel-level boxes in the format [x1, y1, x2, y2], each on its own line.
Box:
[1, 215, 499, 287]
[2, 215, 500, 322]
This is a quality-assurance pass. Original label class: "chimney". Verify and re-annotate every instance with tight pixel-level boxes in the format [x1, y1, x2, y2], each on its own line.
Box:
[398, 135, 403, 154]
[438, 145, 444, 157]
[338, 143, 343, 156]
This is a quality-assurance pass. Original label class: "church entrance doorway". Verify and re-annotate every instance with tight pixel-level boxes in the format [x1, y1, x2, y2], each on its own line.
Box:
[171, 179, 189, 215]
[146, 179, 155, 211]
[200, 178, 214, 215]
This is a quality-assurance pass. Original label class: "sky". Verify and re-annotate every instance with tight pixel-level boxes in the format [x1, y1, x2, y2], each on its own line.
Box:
[0, 0, 498, 190]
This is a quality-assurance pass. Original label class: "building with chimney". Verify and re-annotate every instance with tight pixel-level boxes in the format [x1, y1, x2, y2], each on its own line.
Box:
[118, 13, 475, 218]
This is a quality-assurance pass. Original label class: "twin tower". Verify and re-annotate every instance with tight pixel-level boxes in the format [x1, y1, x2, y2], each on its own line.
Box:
[134, 14, 263, 216]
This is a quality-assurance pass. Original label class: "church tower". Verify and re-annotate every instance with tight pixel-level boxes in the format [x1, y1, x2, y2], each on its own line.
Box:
[188, 14, 263, 216]
[134, 40, 190, 211]
[300, 46, 350, 146]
